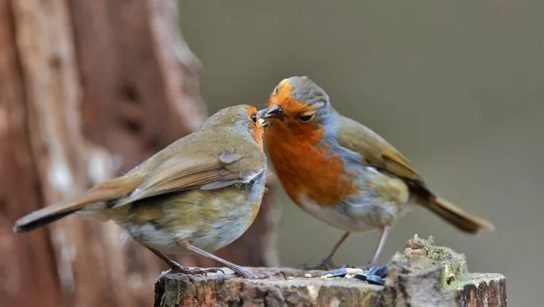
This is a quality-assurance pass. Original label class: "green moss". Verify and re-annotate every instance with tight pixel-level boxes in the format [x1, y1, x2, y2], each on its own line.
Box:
[390, 235, 471, 290]
[446, 273, 506, 290]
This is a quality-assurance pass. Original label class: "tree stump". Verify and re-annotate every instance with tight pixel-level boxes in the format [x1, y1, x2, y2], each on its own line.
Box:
[154, 236, 506, 307]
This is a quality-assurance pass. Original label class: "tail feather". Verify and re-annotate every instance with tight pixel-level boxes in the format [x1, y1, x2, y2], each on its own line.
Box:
[13, 203, 82, 233]
[13, 192, 110, 233]
[13, 175, 141, 233]
[420, 196, 494, 233]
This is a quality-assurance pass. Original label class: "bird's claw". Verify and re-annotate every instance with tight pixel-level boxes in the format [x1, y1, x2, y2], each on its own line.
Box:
[167, 265, 224, 276]
[232, 267, 275, 279]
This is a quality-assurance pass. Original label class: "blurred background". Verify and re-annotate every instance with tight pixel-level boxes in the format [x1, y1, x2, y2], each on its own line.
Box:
[179, 1, 542, 306]
[1, 0, 541, 306]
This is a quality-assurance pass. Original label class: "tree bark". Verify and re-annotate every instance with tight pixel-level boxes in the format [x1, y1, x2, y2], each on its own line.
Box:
[0, 2, 63, 306]
[154, 236, 506, 307]
[0, 0, 278, 306]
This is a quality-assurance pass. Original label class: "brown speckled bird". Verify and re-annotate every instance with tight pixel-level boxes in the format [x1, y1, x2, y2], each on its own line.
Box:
[15, 105, 267, 278]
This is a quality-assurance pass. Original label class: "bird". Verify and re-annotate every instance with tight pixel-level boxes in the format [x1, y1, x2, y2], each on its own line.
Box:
[14, 104, 268, 278]
[259, 76, 493, 268]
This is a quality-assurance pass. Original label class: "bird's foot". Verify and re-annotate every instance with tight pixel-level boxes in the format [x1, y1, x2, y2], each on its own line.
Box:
[167, 264, 278, 279]
[229, 265, 281, 279]
[167, 264, 225, 276]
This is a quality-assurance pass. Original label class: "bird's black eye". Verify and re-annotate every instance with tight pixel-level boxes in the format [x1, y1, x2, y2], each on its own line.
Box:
[299, 113, 314, 122]
[250, 113, 257, 123]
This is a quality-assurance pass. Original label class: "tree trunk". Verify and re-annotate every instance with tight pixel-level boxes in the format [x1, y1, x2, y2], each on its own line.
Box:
[0, 2, 63, 306]
[0, 0, 278, 306]
[155, 236, 507, 307]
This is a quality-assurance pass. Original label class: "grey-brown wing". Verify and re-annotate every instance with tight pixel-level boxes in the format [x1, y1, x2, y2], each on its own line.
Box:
[114, 149, 265, 207]
[337, 116, 424, 184]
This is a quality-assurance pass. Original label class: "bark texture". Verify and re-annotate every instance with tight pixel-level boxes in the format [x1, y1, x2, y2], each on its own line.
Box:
[0, 0, 278, 306]
[155, 236, 506, 307]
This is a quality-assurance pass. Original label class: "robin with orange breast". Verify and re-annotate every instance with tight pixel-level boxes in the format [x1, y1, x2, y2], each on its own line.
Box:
[15, 105, 267, 278]
[259, 76, 493, 268]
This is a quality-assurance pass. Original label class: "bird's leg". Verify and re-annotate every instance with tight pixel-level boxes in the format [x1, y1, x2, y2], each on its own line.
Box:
[177, 240, 266, 279]
[314, 232, 350, 270]
[139, 242, 217, 275]
[369, 226, 391, 266]
[140, 243, 185, 271]
[329, 227, 391, 285]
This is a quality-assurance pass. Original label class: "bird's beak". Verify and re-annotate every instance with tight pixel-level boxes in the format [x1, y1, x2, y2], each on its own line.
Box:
[258, 105, 284, 121]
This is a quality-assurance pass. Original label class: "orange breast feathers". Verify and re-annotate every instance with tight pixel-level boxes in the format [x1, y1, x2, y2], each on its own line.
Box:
[265, 122, 359, 207]
[247, 105, 264, 149]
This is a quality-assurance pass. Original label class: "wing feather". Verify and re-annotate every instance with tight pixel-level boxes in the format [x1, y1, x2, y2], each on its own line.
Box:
[337, 115, 424, 183]
[114, 148, 264, 207]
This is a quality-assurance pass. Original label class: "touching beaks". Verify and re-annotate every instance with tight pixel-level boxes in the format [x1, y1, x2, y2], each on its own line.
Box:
[257, 117, 269, 127]
[258, 105, 284, 120]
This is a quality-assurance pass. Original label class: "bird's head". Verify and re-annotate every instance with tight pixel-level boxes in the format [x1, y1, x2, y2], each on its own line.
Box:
[259, 76, 332, 137]
[203, 104, 265, 148]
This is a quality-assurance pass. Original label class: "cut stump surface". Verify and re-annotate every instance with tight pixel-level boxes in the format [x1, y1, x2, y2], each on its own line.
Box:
[154, 236, 506, 307]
